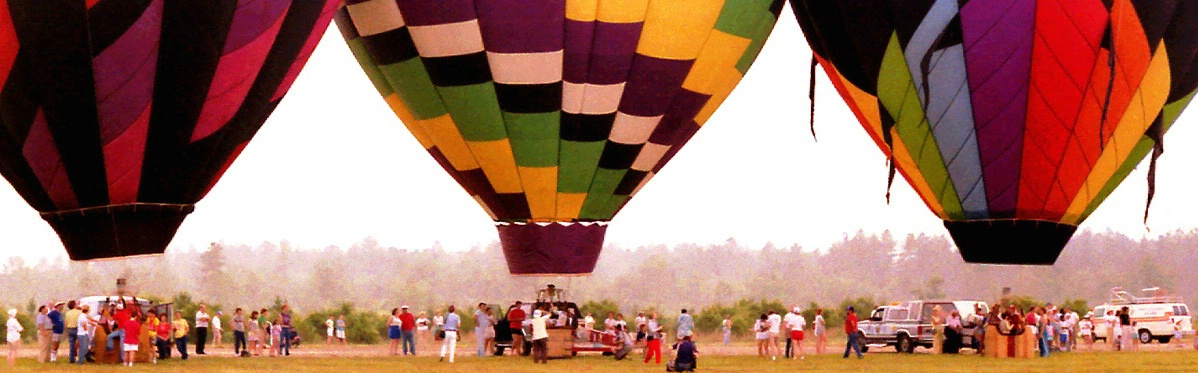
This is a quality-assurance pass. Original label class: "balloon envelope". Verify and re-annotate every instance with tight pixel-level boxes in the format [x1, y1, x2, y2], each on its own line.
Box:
[793, 0, 1198, 264]
[0, 0, 339, 260]
[335, 0, 785, 274]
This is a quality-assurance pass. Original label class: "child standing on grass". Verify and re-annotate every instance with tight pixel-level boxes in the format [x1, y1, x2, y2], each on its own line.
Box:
[247, 311, 261, 356]
[270, 319, 282, 357]
[121, 313, 142, 367]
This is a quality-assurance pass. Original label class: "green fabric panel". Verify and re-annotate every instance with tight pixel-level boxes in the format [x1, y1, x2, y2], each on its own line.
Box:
[1078, 137, 1154, 221]
[876, 33, 965, 220]
[715, 0, 766, 37]
[377, 58, 447, 120]
[345, 39, 394, 97]
[585, 195, 631, 220]
[579, 168, 628, 219]
[505, 112, 560, 168]
[438, 83, 507, 141]
[557, 141, 604, 193]
[734, 12, 775, 74]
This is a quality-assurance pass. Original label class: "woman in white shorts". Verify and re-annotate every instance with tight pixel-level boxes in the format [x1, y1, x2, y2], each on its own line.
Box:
[754, 314, 770, 358]
[814, 309, 827, 354]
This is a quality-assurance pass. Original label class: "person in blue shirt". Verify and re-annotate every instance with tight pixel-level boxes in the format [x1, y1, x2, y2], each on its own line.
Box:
[48, 303, 64, 362]
[440, 306, 460, 363]
[673, 335, 698, 372]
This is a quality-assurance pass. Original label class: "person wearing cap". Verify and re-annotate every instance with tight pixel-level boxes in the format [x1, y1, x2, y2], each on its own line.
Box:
[212, 310, 223, 348]
[7, 308, 22, 366]
[400, 306, 416, 355]
[48, 302, 64, 362]
[843, 306, 862, 359]
[814, 309, 827, 354]
[782, 306, 806, 360]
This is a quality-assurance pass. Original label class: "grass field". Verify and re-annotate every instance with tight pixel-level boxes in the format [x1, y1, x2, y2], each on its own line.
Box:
[9, 350, 1198, 372]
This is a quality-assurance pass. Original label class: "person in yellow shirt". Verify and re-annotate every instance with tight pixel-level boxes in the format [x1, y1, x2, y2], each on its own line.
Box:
[172, 312, 190, 360]
[63, 301, 82, 364]
[145, 310, 159, 363]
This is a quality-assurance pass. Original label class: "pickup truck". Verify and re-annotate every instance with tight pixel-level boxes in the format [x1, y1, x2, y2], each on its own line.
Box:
[857, 300, 988, 353]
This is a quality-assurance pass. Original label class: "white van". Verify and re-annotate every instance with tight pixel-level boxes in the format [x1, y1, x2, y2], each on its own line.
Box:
[1090, 287, 1192, 344]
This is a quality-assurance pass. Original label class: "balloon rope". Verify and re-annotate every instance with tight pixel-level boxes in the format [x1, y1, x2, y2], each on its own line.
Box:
[809, 55, 818, 141]
[1144, 117, 1165, 226]
[881, 110, 896, 204]
[1099, 13, 1123, 150]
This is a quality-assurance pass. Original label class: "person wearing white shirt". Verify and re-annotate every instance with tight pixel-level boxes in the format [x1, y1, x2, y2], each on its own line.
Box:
[782, 307, 806, 360]
[75, 305, 96, 366]
[767, 310, 782, 360]
[212, 311, 223, 348]
[195, 305, 211, 355]
[722, 316, 733, 345]
[530, 306, 551, 364]
[814, 309, 827, 354]
[7, 309, 22, 367]
[440, 306, 460, 363]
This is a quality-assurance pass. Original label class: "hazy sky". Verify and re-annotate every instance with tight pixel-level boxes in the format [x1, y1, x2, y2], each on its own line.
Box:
[2, 12, 1198, 261]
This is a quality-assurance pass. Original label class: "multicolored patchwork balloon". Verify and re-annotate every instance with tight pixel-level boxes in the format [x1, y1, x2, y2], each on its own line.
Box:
[336, 0, 784, 274]
[0, 0, 338, 260]
[793, 0, 1198, 264]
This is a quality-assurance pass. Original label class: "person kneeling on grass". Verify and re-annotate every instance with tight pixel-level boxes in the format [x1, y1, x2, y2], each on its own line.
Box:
[669, 335, 698, 372]
[612, 324, 634, 360]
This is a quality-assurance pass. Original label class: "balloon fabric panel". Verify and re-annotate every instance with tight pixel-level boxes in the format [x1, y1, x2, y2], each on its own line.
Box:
[0, 0, 340, 260]
[794, 0, 1198, 264]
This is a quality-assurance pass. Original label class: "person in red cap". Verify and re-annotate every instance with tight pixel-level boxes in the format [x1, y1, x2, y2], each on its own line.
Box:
[843, 306, 862, 359]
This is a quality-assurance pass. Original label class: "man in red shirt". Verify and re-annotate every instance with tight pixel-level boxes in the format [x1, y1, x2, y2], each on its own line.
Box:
[400, 306, 417, 356]
[507, 301, 527, 356]
[843, 306, 862, 359]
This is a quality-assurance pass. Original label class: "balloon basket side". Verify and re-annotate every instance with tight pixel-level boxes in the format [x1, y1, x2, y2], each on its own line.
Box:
[497, 222, 607, 276]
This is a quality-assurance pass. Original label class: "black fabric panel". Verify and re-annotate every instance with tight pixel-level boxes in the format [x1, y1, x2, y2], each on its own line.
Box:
[140, 0, 238, 202]
[1130, 0, 1180, 55]
[561, 112, 614, 142]
[945, 219, 1077, 265]
[768, 0, 785, 17]
[793, 0, 895, 94]
[495, 193, 532, 221]
[1164, 1, 1198, 102]
[333, 6, 360, 41]
[9, 0, 109, 207]
[497, 223, 607, 275]
[883, 0, 936, 48]
[87, 0, 156, 56]
[181, 0, 330, 202]
[422, 52, 492, 86]
[0, 54, 57, 211]
[362, 27, 418, 65]
[935, 15, 964, 51]
[495, 82, 562, 113]
[614, 170, 648, 196]
[597, 142, 642, 170]
[42, 204, 194, 260]
[791, 0, 830, 61]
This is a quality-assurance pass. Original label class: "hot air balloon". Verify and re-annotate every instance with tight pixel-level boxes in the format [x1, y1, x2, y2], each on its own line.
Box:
[335, 0, 785, 274]
[793, 0, 1198, 264]
[0, 0, 339, 260]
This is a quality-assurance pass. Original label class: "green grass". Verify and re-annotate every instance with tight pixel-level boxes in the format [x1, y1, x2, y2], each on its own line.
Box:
[9, 350, 1198, 372]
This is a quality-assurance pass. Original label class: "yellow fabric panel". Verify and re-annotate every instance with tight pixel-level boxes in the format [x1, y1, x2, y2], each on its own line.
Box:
[682, 31, 751, 93]
[384, 94, 434, 149]
[694, 68, 743, 125]
[1063, 43, 1171, 224]
[567, 0, 599, 21]
[637, 0, 724, 60]
[473, 195, 498, 220]
[555, 192, 588, 220]
[596, 0, 649, 23]
[421, 114, 479, 171]
[519, 166, 559, 220]
[890, 134, 949, 219]
[466, 139, 524, 194]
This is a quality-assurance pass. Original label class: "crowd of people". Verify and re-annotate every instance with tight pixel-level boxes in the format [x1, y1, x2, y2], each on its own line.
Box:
[744, 305, 839, 361]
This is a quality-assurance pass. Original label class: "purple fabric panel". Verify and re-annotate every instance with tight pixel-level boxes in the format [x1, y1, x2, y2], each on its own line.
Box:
[617, 55, 694, 116]
[651, 120, 699, 173]
[648, 89, 711, 144]
[427, 147, 504, 217]
[395, 0, 477, 26]
[961, 0, 1034, 216]
[587, 22, 643, 84]
[497, 223, 608, 275]
[93, 0, 162, 144]
[563, 20, 595, 83]
[223, 0, 290, 54]
[476, 0, 564, 53]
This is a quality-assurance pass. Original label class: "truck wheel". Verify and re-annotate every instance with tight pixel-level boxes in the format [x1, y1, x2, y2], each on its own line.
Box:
[896, 335, 913, 353]
[858, 332, 869, 353]
[1139, 330, 1153, 344]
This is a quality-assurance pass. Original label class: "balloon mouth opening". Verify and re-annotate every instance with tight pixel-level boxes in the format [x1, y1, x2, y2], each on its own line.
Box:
[496, 222, 608, 275]
[944, 219, 1077, 265]
[41, 203, 195, 261]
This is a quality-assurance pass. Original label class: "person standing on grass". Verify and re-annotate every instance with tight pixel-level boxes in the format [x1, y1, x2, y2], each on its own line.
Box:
[508, 301, 527, 356]
[65, 300, 81, 363]
[814, 309, 827, 354]
[336, 315, 347, 345]
[474, 302, 489, 357]
[194, 304, 210, 355]
[531, 305, 551, 364]
[279, 304, 293, 356]
[440, 305, 460, 363]
[677, 309, 695, 343]
[7, 308, 22, 367]
[326, 315, 336, 345]
[388, 308, 402, 356]
[416, 312, 430, 347]
[76, 305, 96, 366]
[767, 310, 782, 360]
[36, 304, 50, 363]
[145, 309, 159, 363]
[483, 306, 497, 355]
[843, 306, 862, 359]
[1079, 314, 1093, 349]
[232, 308, 246, 356]
[212, 311, 224, 348]
[401, 306, 417, 356]
[48, 302, 64, 362]
[754, 314, 770, 357]
[156, 313, 171, 360]
[722, 315, 733, 346]
[247, 311, 261, 356]
[644, 312, 664, 364]
[121, 311, 142, 367]
[784, 307, 806, 360]
[1119, 306, 1133, 352]
[173, 311, 190, 360]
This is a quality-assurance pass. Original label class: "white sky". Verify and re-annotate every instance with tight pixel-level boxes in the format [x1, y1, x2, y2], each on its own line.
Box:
[2, 12, 1198, 261]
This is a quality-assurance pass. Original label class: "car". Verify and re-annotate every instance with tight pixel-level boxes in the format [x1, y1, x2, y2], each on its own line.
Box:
[1091, 287, 1193, 344]
[858, 300, 988, 353]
